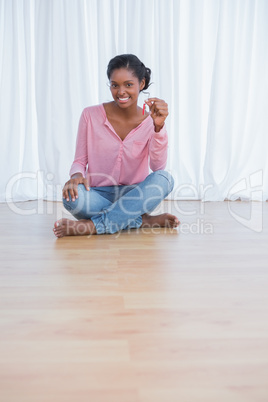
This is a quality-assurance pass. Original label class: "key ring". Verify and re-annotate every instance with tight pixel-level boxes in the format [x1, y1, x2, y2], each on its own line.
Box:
[142, 91, 150, 115]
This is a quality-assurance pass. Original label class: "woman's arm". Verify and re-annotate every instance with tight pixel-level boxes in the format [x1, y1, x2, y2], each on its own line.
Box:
[62, 110, 90, 201]
[148, 127, 168, 171]
[145, 98, 169, 171]
[69, 109, 88, 178]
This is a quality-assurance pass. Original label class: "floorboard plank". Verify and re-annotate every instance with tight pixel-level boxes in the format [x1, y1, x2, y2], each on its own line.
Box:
[0, 200, 268, 401]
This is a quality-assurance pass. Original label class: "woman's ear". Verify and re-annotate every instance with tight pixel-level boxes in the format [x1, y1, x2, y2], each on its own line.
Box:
[140, 78, 146, 91]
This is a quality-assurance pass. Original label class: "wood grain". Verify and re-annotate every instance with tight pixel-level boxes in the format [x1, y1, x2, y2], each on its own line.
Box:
[0, 200, 268, 402]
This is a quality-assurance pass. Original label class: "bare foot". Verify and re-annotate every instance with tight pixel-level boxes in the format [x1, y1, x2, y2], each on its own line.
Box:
[141, 213, 180, 228]
[53, 218, 96, 238]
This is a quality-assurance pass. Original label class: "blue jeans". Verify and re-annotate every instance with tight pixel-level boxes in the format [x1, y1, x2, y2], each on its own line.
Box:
[63, 170, 174, 234]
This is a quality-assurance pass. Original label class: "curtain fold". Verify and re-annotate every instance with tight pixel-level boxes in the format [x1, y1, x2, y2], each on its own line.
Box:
[203, 0, 268, 201]
[0, 0, 267, 202]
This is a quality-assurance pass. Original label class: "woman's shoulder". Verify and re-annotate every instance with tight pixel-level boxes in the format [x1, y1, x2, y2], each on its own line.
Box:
[81, 103, 106, 122]
[83, 103, 104, 114]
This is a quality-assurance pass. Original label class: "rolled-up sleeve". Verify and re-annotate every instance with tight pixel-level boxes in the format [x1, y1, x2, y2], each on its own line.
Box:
[149, 125, 168, 171]
[69, 109, 88, 177]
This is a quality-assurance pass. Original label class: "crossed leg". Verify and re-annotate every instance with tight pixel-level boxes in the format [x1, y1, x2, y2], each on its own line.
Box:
[53, 171, 179, 238]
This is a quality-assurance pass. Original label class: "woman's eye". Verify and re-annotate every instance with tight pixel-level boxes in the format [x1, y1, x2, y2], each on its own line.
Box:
[126, 84, 133, 87]
[111, 84, 118, 88]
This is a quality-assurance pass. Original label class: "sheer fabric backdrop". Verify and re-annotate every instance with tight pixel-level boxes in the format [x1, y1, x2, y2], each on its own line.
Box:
[0, 0, 267, 202]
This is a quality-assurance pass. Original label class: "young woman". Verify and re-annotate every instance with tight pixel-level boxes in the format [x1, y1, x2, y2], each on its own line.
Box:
[53, 54, 179, 238]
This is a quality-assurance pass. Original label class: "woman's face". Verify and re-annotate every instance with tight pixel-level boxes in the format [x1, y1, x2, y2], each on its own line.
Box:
[109, 68, 145, 109]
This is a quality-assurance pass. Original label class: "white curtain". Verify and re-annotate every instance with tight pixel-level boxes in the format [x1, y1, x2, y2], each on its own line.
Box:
[0, 0, 267, 202]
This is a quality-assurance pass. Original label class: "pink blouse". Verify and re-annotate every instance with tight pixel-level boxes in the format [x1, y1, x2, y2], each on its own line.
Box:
[69, 104, 168, 187]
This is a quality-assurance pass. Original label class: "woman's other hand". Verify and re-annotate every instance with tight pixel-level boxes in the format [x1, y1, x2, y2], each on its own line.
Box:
[62, 174, 90, 201]
[145, 98, 169, 132]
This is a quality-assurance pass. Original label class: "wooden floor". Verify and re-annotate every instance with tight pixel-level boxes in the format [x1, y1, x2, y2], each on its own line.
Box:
[0, 200, 268, 402]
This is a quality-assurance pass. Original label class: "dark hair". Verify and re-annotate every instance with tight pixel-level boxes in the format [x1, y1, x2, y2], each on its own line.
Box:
[107, 54, 151, 91]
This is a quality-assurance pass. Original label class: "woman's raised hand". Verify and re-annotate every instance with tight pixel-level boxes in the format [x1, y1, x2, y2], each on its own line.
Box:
[145, 98, 169, 132]
[62, 174, 89, 201]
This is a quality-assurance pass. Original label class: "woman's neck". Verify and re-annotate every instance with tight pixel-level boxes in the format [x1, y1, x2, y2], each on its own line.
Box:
[111, 101, 141, 120]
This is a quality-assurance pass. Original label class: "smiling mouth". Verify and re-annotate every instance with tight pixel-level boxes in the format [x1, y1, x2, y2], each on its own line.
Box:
[118, 97, 130, 103]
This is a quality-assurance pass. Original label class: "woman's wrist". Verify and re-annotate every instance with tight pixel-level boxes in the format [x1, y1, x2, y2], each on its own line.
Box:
[71, 173, 83, 179]
[154, 123, 164, 133]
